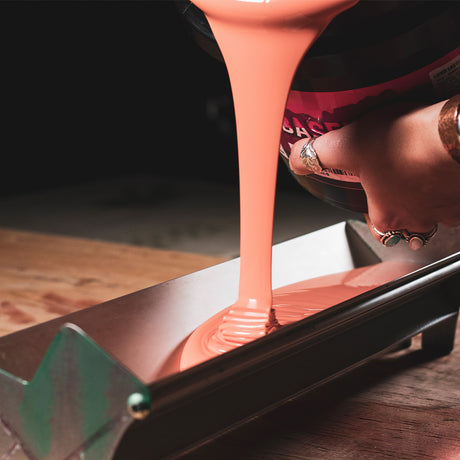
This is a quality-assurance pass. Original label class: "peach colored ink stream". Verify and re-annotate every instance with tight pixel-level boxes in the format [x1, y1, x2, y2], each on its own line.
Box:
[180, 0, 361, 370]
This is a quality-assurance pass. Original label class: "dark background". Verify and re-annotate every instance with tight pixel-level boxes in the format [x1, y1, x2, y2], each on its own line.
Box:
[0, 0, 298, 198]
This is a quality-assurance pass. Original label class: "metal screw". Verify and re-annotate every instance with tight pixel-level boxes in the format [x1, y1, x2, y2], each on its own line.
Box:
[127, 392, 151, 420]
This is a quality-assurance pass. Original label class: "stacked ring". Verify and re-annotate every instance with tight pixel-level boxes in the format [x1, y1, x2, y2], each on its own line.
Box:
[372, 224, 438, 250]
[401, 226, 438, 250]
[371, 227, 404, 247]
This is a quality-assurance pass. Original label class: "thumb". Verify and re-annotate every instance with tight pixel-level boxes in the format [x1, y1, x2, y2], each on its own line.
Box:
[289, 127, 358, 176]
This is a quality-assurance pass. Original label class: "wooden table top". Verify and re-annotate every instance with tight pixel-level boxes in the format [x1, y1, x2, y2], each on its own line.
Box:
[0, 227, 227, 337]
[1, 227, 459, 459]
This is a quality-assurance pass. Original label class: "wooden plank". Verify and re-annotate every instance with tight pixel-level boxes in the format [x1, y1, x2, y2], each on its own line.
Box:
[0, 228, 227, 336]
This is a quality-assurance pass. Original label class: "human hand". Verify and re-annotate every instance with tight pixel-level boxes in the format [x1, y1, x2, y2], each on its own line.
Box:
[289, 100, 460, 249]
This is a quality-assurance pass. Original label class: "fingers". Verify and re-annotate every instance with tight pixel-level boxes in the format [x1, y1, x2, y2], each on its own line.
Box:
[287, 115, 444, 251]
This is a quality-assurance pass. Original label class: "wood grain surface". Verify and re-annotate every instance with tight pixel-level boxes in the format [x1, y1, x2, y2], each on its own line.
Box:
[0, 227, 226, 336]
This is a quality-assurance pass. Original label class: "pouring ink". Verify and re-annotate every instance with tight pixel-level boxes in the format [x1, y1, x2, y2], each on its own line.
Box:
[179, 0, 358, 370]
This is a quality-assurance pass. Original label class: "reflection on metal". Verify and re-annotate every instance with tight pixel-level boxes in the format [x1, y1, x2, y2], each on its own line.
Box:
[0, 324, 149, 460]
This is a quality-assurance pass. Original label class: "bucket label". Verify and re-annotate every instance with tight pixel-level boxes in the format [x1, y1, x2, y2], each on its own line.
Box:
[429, 54, 460, 99]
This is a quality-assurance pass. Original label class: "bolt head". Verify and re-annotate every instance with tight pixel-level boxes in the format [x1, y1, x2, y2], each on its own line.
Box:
[127, 392, 151, 420]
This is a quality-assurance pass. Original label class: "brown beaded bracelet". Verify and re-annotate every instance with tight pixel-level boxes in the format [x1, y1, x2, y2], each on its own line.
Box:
[438, 94, 460, 164]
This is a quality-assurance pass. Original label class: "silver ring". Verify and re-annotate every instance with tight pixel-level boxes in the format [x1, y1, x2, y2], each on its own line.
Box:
[371, 225, 404, 247]
[372, 224, 438, 250]
[299, 138, 323, 174]
[401, 225, 438, 251]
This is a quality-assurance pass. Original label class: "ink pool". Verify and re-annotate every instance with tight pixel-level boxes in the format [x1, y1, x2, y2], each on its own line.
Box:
[180, 261, 420, 369]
